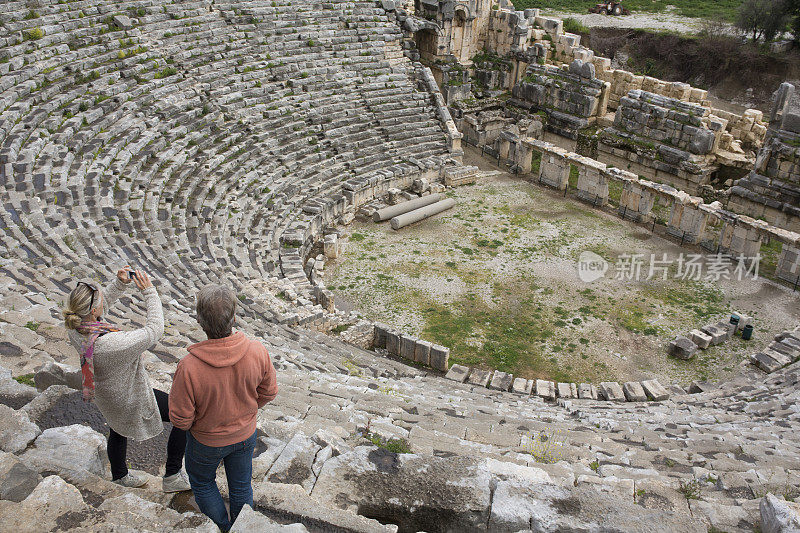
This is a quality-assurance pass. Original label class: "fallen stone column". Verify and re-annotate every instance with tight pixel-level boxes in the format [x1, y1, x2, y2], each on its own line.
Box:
[390, 198, 456, 230]
[373, 193, 444, 222]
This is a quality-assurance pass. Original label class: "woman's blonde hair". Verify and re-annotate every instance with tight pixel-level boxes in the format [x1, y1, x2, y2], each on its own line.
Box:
[63, 283, 96, 330]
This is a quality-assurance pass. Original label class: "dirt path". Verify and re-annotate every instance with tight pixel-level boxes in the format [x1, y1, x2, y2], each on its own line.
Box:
[542, 10, 729, 35]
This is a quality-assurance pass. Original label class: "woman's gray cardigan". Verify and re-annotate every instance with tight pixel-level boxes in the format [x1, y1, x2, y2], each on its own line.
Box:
[68, 278, 165, 441]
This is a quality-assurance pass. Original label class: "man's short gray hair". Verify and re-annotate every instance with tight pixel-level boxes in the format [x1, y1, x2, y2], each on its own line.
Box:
[196, 285, 237, 339]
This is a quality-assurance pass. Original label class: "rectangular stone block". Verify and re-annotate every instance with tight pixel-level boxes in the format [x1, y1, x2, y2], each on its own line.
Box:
[489, 371, 513, 391]
[689, 329, 712, 350]
[641, 379, 669, 401]
[511, 378, 533, 395]
[598, 382, 625, 402]
[668, 336, 697, 360]
[578, 383, 597, 400]
[764, 348, 792, 367]
[622, 381, 647, 402]
[750, 352, 783, 373]
[535, 380, 556, 401]
[372, 323, 390, 349]
[700, 325, 726, 346]
[400, 335, 416, 360]
[444, 364, 470, 383]
[779, 337, 800, 358]
[429, 344, 449, 372]
[385, 330, 400, 355]
[413, 340, 431, 365]
[715, 321, 735, 341]
[556, 382, 573, 399]
[468, 368, 492, 388]
[768, 340, 796, 358]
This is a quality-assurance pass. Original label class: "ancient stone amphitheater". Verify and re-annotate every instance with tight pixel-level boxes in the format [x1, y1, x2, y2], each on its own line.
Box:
[1, 0, 799, 532]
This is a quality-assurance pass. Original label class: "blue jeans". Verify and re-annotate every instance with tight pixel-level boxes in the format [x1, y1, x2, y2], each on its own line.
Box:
[185, 430, 257, 531]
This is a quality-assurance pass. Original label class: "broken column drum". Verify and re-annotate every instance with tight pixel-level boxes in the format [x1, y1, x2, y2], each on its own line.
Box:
[373, 193, 444, 222]
[390, 198, 456, 229]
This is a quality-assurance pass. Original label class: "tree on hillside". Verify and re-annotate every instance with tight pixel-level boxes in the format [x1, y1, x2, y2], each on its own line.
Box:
[786, 0, 800, 42]
[736, 0, 790, 42]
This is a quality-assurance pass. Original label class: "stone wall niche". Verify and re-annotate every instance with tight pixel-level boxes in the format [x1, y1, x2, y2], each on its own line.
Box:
[574, 156, 609, 206]
[718, 222, 763, 260]
[666, 198, 709, 244]
[534, 141, 570, 190]
[776, 243, 800, 283]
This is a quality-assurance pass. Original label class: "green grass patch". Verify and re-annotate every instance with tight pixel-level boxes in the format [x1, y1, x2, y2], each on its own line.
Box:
[512, 0, 741, 21]
[568, 164, 579, 190]
[616, 305, 660, 335]
[644, 282, 728, 319]
[13, 374, 35, 387]
[364, 432, 412, 454]
[759, 238, 782, 279]
[421, 293, 574, 382]
[331, 324, 351, 334]
[154, 67, 178, 79]
[562, 17, 589, 34]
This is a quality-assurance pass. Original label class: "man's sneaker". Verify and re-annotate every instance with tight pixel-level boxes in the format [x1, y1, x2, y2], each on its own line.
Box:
[114, 472, 147, 488]
[162, 470, 191, 493]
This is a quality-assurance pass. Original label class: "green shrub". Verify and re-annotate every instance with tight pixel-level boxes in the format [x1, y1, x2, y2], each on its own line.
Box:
[154, 67, 177, 79]
[563, 17, 589, 35]
[23, 27, 44, 41]
[364, 432, 413, 454]
[13, 374, 35, 387]
[678, 478, 703, 500]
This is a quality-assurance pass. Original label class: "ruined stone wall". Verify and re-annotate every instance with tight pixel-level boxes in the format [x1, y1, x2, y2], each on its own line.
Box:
[729, 84, 800, 232]
[501, 138, 800, 284]
[596, 90, 723, 192]
[472, 6, 770, 150]
[510, 61, 608, 139]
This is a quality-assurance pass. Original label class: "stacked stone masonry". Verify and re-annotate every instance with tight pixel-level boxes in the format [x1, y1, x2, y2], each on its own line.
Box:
[730, 83, 800, 232]
[511, 61, 609, 139]
[424, 2, 786, 222]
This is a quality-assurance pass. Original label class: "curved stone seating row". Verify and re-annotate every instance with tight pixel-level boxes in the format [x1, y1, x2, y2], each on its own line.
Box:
[0, 0, 451, 329]
[444, 363, 671, 403]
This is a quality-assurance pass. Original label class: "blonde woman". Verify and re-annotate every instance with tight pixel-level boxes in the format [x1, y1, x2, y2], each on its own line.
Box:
[63, 266, 190, 492]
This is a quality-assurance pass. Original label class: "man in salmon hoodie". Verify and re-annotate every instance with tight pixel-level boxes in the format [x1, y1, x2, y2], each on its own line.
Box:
[169, 284, 278, 531]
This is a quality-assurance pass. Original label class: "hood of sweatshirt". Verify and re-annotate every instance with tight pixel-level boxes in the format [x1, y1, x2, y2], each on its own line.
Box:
[187, 331, 250, 368]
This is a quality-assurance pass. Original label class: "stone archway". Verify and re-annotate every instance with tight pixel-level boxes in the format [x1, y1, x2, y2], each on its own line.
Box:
[414, 27, 440, 63]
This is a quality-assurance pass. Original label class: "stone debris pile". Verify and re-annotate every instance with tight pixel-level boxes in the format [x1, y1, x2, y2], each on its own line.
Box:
[751, 325, 800, 373]
[670, 314, 754, 360]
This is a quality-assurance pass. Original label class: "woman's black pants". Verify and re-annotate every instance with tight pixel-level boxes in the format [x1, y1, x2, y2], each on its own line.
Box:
[107, 388, 186, 480]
